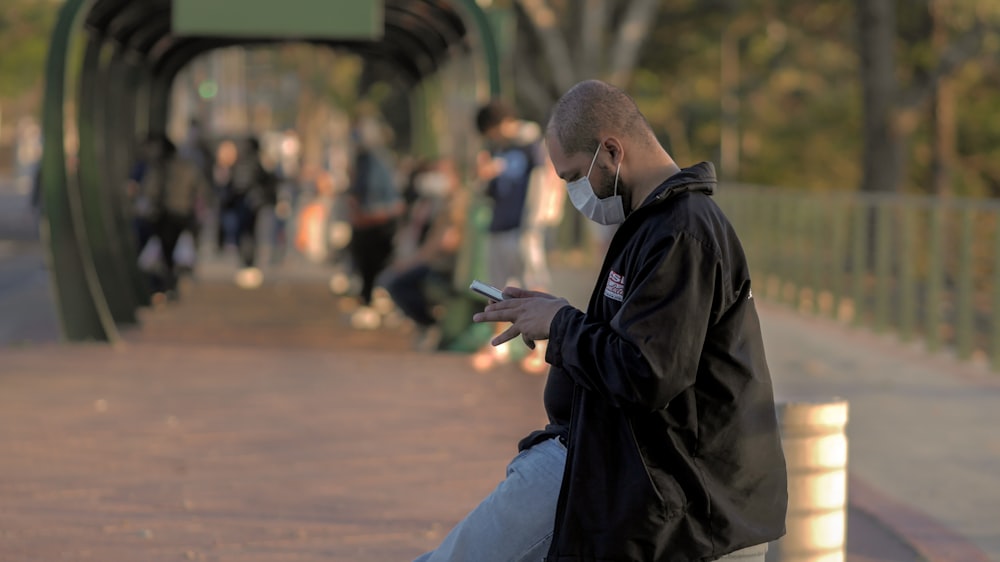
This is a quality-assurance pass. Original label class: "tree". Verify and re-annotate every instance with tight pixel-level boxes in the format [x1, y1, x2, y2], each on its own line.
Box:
[855, 0, 994, 193]
[0, 0, 57, 104]
[507, 0, 666, 121]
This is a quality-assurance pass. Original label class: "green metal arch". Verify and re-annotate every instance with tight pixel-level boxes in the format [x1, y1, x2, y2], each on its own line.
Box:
[40, 0, 120, 342]
[76, 33, 138, 325]
[42, 0, 503, 342]
[456, 0, 500, 96]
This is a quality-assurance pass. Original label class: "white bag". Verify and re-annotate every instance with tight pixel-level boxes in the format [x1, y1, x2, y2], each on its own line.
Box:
[174, 231, 197, 268]
[138, 236, 162, 272]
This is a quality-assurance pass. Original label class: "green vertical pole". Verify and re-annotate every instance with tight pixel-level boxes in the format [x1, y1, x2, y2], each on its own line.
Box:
[810, 197, 825, 316]
[134, 63, 153, 139]
[458, 0, 501, 96]
[781, 195, 797, 306]
[766, 189, 781, 300]
[851, 200, 868, 327]
[789, 195, 803, 308]
[874, 202, 892, 332]
[899, 203, 917, 341]
[955, 207, 975, 359]
[926, 206, 945, 352]
[77, 35, 137, 325]
[409, 79, 440, 160]
[991, 211, 1000, 370]
[39, 0, 115, 342]
[829, 197, 848, 321]
[743, 188, 767, 284]
[149, 70, 172, 135]
[107, 51, 150, 307]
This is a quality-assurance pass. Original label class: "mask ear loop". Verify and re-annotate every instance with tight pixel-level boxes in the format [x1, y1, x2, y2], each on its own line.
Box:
[613, 162, 621, 196]
[585, 143, 601, 178]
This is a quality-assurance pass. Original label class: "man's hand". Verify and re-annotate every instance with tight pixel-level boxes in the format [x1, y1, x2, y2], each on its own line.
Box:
[476, 151, 506, 182]
[472, 287, 571, 348]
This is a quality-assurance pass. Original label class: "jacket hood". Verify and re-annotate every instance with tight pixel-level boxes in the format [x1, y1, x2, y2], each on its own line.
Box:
[653, 161, 716, 201]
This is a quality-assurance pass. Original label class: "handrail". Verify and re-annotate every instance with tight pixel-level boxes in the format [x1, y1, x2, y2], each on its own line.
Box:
[717, 183, 1000, 370]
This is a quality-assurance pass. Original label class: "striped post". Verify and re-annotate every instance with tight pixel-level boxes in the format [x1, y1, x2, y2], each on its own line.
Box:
[770, 400, 849, 562]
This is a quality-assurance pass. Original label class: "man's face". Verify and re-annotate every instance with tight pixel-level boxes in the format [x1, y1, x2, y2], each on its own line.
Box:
[482, 124, 504, 145]
[546, 133, 618, 199]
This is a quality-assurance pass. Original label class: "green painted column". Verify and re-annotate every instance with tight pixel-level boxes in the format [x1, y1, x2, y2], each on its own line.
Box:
[149, 70, 172, 135]
[955, 207, 976, 359]
[898, 203, 917, 341]
[77, 35, 138, 325]
[410, 80, 437, 160]
[134, 61, 154, 140]
[925, 207, 945, 351]
[457, 0, 501, 96]
[106, 50, 151, 307]
[40, 0, 117, 342]
[991, 213, 1000, 370]
[430, 1, 503, 352]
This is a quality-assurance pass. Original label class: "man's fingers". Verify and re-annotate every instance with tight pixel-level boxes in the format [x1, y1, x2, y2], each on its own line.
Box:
[473, 308, 517, 323]
[474, 299, 522, 322]
[492, 325, 521, 346]
[522, 334, 536, 350]
[503, 287, 554, 300]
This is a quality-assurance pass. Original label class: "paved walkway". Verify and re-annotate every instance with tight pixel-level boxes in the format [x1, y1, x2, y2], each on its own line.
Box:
[0, 238, 996, 560]
[759, 302, 1000, 561]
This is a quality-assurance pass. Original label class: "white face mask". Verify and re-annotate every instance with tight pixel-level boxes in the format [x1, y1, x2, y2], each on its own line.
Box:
[415, 171, 450, 197]
[565, 143, 625, 225]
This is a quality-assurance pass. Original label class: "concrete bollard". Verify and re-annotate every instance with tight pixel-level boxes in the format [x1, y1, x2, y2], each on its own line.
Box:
[768, 400, 849, 562]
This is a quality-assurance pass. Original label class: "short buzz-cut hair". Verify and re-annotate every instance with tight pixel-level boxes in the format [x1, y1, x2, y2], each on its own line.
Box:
[475, 99, 517, 134]
[546, 80, 654, 156]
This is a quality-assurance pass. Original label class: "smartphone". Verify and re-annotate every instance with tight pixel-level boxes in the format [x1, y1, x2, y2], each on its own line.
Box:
[469, 279, 505, 302]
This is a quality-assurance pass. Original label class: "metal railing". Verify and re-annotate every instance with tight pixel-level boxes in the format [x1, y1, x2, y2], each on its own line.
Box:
[717, 184, 1000, 371]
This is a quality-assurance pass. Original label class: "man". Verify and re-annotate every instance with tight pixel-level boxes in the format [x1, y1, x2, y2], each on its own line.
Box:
[346, 115, 404, 330]
[473, 100, 546, 369]
[415, 80, 787, 561]
[226, 136, 277, 289]
[139, 133, 210, 298]
[383, 158, 465, 351]
[475, 100, 543, 291]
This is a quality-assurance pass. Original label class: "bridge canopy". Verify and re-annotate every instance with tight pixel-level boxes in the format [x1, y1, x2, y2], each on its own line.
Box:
[82, 0, 489, 87]
[40, 0, 502, 343]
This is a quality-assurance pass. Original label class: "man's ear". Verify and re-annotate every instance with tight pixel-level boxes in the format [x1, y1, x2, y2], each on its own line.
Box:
[603, 137, 625, 166]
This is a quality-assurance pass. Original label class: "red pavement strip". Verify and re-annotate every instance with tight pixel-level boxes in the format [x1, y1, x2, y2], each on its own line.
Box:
[850, 471, 993, 561]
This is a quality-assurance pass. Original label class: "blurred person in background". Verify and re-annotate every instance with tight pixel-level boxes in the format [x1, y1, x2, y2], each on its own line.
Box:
[472, 100, 546, 369]
[225, 136, 277, 289]
[521, 153, 564, 291]
[139, 132, 210, 300]
[127, 138, 154, 254]
[212, 139, 239, 254]
[176, 118, 215, 269]
[383, 158, 465, 351]
[270, 129, 303, 266]
[346, 115, 404, 330]
[517, 154, 566, 374]
[15, 118, 42, 195]
[179, 118, 213, 186]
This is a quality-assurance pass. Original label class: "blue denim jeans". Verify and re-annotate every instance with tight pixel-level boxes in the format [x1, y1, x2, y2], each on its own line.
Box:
[413, 437, 566, 562]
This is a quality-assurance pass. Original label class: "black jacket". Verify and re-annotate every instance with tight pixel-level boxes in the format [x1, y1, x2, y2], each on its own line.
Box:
[543, 163, 787, 561]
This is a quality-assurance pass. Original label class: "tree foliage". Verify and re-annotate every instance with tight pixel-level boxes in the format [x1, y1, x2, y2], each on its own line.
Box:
[505, 0, 1000, 195]
[0, 0, 57, 102]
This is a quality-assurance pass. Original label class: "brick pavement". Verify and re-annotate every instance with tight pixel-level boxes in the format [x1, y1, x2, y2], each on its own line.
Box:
[0, 253, 976, 561]
[0, 286, 925, 561]
[0, 338, 548, 561]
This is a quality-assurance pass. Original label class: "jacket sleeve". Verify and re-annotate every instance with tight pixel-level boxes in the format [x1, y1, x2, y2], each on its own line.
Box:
[545, 231, 721, 412]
